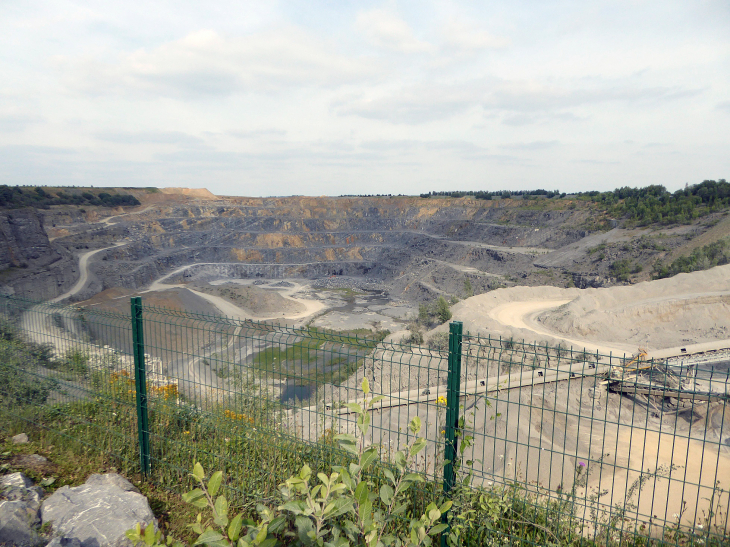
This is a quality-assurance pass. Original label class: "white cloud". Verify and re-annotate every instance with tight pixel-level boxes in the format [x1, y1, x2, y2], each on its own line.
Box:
[0, 1, 726, 194]
[95, 130, 205, 145]
[356, 9, 433, 54]
[334, 77, 703, 124]
[229, 129, 287, 139]
[499, 141, 560, 151]
[500, 112, 583, 126]
[0, 114, 44, 133]
[58, 28, 380, 98]
[440, 19, 509, 51]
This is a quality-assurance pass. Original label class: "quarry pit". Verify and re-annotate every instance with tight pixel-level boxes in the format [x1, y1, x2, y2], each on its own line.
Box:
[2, 187, 730, 534]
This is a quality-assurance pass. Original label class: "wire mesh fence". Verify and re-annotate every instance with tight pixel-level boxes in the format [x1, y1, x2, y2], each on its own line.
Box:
[1, 293, 728, 545]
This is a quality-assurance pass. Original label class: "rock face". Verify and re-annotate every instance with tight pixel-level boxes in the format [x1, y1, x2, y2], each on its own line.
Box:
[0, 472, 45, 547]
[41, 474, 156, 547]
[0, 209, 73, 301]
[0, 210, 60, 270]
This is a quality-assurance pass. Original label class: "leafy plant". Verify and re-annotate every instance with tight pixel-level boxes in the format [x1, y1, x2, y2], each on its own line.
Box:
[128, 379, 452, 547]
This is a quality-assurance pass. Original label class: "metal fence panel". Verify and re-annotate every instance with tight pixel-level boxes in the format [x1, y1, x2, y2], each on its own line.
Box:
[1, 294, 728, 545]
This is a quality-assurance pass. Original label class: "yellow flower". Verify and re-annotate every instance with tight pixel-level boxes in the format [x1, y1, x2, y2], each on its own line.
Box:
[183, 431, 190, 435]
[437, 396, 447, 406]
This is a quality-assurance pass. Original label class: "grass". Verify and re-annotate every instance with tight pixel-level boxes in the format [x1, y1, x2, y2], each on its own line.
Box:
[5, 397, 729, 547]
[247, 326, 388, 384]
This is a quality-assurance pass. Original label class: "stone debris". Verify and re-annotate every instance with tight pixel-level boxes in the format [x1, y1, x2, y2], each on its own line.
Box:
[312, 276, 386, 291]
[11, 433, 29, 444]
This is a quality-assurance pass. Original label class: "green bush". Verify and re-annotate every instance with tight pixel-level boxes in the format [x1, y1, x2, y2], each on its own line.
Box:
[653, 237, 730, 279]
[463, 279, 473, 298]
[0, 321, 58, 407]
[128, 380, 451, 547]
[416, 297, 452, 328]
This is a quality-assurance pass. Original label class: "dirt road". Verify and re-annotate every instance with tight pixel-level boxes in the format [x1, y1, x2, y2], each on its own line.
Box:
[147, 264, 325, 322]
[50, 243, 124, 303]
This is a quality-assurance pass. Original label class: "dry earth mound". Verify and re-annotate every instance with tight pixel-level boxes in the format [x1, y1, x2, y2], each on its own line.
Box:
[159, 187, 219, 199]
[450, 264, 730, 354]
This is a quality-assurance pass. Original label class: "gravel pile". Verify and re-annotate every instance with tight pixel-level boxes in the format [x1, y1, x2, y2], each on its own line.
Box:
[312, 276, 387, 291]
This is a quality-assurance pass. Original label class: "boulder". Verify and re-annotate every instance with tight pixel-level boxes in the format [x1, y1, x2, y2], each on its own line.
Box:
[46, 538, 82, 547]
[41, 473, 156, 547]
[11, 433, 29, 444]
[0, 473, 44, 547]
[0, 473, 45, 511]
[0, 500, 43, 546]
[1, 472, 34, 489]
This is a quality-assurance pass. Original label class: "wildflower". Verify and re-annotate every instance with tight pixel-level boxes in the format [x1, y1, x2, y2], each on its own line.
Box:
[578, 461, 586, 467]
[441, 429, 445, 435]
[437, 396, 447, 406]
[673, 514, 680, 520]
[183, 431, 190, 435]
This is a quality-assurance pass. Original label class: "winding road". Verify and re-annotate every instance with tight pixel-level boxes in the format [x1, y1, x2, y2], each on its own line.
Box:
[146, 263, 326, 322]
[50, 243, 125, 303]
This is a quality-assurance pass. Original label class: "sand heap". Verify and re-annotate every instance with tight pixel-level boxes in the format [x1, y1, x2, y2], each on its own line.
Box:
[450, 264, 730, 354]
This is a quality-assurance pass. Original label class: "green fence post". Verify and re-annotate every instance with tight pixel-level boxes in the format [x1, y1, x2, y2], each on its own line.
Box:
[131, 297, 151, 476]
[441, 321, 463, 547]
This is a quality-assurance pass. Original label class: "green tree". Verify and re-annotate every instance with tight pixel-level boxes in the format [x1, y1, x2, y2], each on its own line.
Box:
[435, 296, 452, 324]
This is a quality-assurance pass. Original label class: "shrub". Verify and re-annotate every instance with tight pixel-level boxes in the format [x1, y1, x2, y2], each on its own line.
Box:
[128, 379, 451, 547]
[416, 297, 452, 328]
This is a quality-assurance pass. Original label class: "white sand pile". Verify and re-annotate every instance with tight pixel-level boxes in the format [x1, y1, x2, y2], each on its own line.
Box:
[450, 264, 730, 355]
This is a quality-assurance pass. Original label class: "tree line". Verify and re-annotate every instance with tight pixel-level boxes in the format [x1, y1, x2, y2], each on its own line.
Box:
[418, 179, 728, 226]
[420, 189, 563, 200]
[579, 179, 729, 226]
[0, 185, 140, 209]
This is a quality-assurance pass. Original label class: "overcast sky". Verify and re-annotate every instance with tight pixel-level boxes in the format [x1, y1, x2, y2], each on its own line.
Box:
[1, 1, 728, 196]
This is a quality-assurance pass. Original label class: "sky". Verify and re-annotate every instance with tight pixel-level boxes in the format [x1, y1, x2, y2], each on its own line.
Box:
[1, 1, 728, 197]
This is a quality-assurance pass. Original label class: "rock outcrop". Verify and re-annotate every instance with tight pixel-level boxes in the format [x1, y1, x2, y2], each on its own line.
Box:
[0, 472, 45, 547]
[41, 474, 157, 547]
[0, 468, 157, 547]
[0, 210, 60, 270]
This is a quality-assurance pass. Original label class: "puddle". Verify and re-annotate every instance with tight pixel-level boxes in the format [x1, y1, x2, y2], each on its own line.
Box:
[280, 382, 316, 403]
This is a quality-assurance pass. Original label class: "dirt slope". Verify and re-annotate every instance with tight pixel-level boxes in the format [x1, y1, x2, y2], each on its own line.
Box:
[449, 264, 730, 354]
